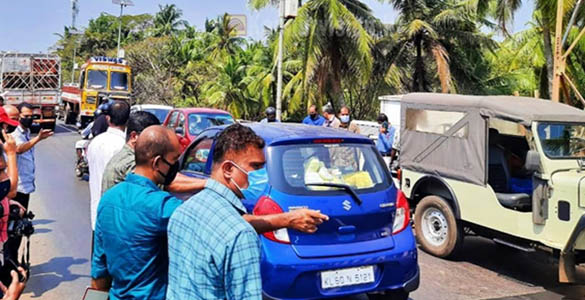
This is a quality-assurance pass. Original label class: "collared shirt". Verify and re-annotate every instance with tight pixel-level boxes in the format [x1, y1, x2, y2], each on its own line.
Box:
[101, 144, 135, 196]
[12, 126, 35, 194]
[323, 116, 341, 128]
[339, 121, 361, 134]
[377, 126, 396, 155]
[167, 179, 262, 300]
[92, 173, 182, 300]
[302, 115, 325, 126]
[88, 127, 126, 230]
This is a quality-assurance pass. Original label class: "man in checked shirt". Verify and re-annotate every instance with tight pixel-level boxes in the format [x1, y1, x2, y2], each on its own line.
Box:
[167, 124, 269, 300]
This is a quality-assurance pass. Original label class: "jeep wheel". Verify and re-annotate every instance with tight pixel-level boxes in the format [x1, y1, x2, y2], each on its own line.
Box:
[415, 195, 463, 258]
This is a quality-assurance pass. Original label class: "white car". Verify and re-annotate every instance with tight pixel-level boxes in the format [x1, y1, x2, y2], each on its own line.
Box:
[131, 104, 173, 124]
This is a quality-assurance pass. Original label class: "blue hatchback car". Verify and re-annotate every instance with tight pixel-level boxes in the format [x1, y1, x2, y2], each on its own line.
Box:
[177, 123, 419, 300]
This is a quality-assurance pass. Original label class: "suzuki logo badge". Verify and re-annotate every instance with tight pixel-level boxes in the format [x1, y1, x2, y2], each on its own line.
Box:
[342, 200, 352, 211]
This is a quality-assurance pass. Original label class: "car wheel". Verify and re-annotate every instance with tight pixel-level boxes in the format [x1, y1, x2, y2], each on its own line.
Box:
[414, 195, 463, 258]
[368, 290, 409, 300]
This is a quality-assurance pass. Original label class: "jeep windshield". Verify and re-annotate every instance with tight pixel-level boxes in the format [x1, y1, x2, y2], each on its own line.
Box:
[268, 142, 391, 195]
[538, 123, 585, 159]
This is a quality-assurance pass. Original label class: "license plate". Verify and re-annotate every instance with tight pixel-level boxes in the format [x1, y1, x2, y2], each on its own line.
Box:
[321, 265, 375, 289]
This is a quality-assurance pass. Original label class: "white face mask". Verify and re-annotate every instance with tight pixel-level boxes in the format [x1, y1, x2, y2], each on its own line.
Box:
[340, 115, 350, 123]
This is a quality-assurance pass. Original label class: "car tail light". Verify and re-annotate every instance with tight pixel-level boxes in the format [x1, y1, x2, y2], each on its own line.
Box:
[392, 190, 411, 234]
[253, 196, 291, 244]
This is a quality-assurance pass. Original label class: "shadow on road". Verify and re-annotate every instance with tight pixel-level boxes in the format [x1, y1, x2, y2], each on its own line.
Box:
[32, 219, 55, 226]
[24, 257, 89, 298]
[33, 228, 52, 234]
[52, 124, 77, 135]
[451, 237, 585, 300]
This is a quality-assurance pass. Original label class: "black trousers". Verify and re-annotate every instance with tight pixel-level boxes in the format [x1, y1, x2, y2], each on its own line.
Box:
[3, 192, 30, 266]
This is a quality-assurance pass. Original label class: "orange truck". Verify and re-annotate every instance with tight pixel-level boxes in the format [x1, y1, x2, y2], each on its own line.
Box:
[61, 56, 132, 128]
[0, 52, 60, 131]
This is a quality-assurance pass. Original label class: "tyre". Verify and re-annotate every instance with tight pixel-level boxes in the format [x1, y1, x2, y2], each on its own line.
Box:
[368, 290, 409, 300]
[414, 195, 463, 258]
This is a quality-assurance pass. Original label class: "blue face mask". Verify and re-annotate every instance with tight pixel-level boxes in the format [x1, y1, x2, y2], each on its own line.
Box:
[229, 161, 269, 201]
[340, 115, 350, 124]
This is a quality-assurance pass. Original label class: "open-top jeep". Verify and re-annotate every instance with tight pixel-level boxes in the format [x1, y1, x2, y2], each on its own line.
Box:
[400, 93, 585, 282]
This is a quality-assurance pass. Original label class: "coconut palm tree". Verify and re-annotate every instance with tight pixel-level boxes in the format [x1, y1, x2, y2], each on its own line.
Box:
[153, 4, 188, 37]
[250, 0, 376, 109]
[388, 0, 496, 93]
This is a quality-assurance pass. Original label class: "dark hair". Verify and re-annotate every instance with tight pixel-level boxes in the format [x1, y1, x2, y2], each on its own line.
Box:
[17, 102, 33, 113]
[109, 100, 130, 127]
[323, 105, 334, 114]
[212, 124, 265, 165]
[377, 113, 388, 123]
[135, 126, 174, 166]
[0, 96, 4, 105]
[126, 111, 160, 141]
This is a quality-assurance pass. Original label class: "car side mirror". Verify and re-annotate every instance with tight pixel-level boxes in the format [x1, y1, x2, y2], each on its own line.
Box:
[175, 127, 184, 135]
[525, 150, 541, 172]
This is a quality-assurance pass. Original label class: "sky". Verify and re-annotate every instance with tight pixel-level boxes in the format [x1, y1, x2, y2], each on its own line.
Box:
[0, 0, 535, 53]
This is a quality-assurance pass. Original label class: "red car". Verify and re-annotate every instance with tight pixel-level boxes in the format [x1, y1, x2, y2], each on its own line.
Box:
[163, 108, 235, 150]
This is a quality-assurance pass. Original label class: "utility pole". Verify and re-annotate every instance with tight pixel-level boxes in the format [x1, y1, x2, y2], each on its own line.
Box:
[112, 0, 134, 58]
[552, 0, 565, 102]
[552, 0, 585, 105]
[275, 0, 298, 121]
[276, 0, 285, 121]
[70, 0, 79, 83]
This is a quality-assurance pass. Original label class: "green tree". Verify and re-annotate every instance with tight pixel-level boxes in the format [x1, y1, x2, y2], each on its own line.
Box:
[153, 4, 188, 37]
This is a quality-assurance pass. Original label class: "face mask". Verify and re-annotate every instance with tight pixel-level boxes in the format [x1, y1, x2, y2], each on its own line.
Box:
[0, 179, 10, 200]
[20, 117, 33, 129]
[229, 161, 269, 201]
[340, 115, 350, 123]
[157, 157, 179, 186]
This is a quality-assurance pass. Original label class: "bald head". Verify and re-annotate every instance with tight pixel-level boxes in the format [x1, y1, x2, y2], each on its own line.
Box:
[135, 126, 181, 167]
[3, 105, 18, 120]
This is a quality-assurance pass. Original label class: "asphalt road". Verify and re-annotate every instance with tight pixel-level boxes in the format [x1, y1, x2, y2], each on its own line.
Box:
[16, 122, 585, 299]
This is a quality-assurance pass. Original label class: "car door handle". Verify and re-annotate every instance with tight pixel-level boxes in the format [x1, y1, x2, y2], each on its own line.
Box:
[338, 225, 356, 234]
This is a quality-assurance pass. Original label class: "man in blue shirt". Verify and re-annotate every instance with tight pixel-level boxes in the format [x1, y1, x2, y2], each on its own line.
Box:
[167, 124, 265, 300]
[377, 121, 396, 156]
[302, 105, 325, 126]
[91, 125, 182, 300]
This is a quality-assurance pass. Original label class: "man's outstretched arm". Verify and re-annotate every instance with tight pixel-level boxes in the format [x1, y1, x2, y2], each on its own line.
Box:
[244, 209, 329, 234]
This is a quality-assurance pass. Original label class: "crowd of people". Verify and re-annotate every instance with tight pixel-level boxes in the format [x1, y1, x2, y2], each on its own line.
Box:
[86, 102, 329, 299]
[0, 96, 52, 300]
[267, 103, 399, 162]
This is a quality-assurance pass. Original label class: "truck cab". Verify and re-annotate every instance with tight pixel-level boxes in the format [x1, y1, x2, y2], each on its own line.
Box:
[400, 93, 585, 283]
[62, 56, 131, 128]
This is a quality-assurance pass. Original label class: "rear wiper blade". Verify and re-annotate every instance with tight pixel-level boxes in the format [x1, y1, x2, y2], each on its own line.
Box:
[306, 183, 362, 205]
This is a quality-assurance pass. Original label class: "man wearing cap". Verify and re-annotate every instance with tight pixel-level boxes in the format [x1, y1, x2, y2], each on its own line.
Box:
[0, 107, 18, 135]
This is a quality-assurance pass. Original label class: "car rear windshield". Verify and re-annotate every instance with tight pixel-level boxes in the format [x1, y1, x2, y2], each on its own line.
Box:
[188, 113, 234, 135]
[144, 108, 170, 124]
[268, 143, 391, 195]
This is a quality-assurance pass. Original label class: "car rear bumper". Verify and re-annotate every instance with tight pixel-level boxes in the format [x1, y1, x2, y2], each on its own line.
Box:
[260, 226, 418, 300]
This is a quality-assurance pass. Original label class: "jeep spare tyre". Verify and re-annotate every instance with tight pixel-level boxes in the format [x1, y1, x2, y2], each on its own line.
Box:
[414, 195, 463, 258]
